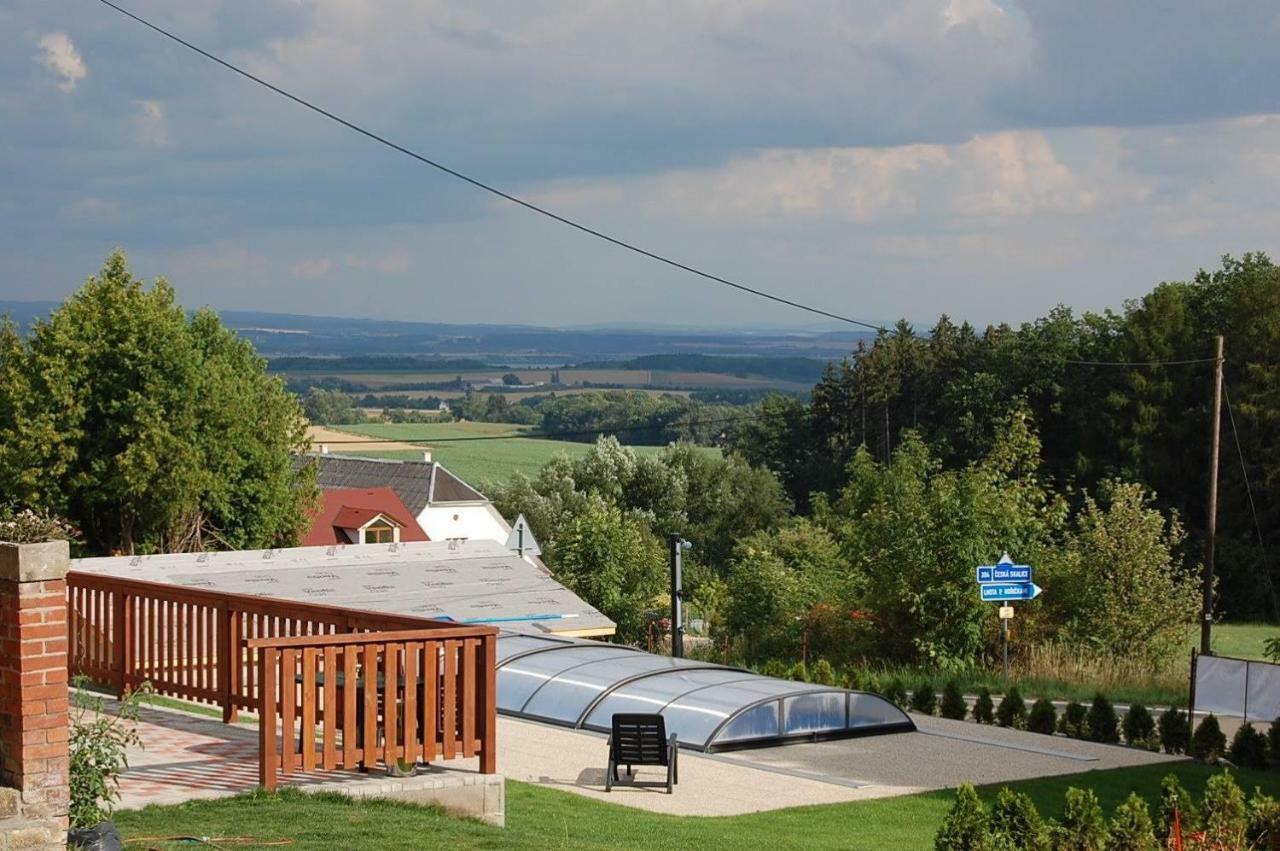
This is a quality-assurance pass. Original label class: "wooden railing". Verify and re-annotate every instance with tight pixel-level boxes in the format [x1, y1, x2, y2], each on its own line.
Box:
[252, 629, 496, 789]
[66, 571, 498, 783]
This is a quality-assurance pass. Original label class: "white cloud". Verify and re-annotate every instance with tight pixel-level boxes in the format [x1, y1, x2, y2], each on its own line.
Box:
[36, 32, 86, 92]
[290, 257, 335, 279]
[133, 100, 170, 147]
[649, 130, 1131, 226]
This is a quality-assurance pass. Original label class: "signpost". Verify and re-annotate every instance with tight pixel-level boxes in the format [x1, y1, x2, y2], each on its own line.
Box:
[976, 553, 1042, 684]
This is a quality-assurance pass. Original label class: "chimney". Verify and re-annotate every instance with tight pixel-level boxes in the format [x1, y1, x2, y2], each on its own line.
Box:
[319, 443, 330, 454]
[422, 451, 433, 463]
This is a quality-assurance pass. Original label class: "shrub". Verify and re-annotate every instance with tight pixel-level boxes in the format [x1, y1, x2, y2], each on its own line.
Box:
[1027, 698, 1057, 735]
[1202, 770, 1247, 849]
[844, 667, 872, 691]
[70, 678, 152, 829]
[1121, 704, 1155, 749]
[0, 507, 77, 544]
[996, 687, 1026, 729]
[941, 680, 969, 721]
[1156, 773, 1200, 844]
[1268, 717, 1280, 768]
[809, 658, 838, 686]
[1157, 708, 1189, 755]
[989, 787, 1048, 851]
[761, 659, 788, 679]
[912, 680, 938, 716]
[1050, 787, 1107, 851]
[1248, 791, 1280, 851]
[1059, 702, 1088, 739]
[1085, 694, 1119, 744]
[972, 688, 995, 725]
[1230, 722, 1269, 770]
[883, 678, 910, 710]
[1107, 792, 1157, 851]
[934, 783, 988, 851]
[1190, 714, 1227, 762]
[785, 661, 808, 683]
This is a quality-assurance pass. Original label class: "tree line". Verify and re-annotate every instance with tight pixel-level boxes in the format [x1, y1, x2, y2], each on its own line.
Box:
[730, 253, 1280, 620]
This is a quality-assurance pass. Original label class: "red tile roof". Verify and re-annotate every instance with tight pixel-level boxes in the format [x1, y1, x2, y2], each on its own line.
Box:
[301, 487, 429, 547]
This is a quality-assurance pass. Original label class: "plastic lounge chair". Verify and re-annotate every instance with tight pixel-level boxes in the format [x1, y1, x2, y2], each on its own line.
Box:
[605, 713, 678, 793]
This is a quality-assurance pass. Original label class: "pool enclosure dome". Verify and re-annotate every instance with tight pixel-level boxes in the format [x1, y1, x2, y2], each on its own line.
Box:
[496, 633, 914, 752]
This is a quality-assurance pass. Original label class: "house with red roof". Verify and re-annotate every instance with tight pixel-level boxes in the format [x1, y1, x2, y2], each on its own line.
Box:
[300, 486, 430, 547]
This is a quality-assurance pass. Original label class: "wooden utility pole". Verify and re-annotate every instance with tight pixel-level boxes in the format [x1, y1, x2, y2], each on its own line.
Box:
[1200, 335, 1225, 654]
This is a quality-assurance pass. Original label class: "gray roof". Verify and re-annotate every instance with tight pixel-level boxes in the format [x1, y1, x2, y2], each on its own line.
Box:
[297, 455, 486, 514]
[72, 540, 614, 636]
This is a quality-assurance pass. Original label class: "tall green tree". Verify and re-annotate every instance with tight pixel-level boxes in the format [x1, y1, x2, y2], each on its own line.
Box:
[0, 251, 315, 554]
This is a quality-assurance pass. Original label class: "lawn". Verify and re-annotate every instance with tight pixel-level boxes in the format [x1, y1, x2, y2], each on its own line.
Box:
[1198, 622, 1277, 661]
[113, 762, 1274, 851]
[328, 421, 719, 488]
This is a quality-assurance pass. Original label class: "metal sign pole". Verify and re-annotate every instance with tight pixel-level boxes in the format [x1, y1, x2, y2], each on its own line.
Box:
[1001, 614, 1010, 685]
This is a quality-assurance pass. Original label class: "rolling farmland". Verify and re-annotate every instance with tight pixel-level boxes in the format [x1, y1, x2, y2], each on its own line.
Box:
[314, 421, 719, 488]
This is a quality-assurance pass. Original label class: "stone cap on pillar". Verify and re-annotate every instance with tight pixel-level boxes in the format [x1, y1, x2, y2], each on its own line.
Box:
[0, 540, 71, 583]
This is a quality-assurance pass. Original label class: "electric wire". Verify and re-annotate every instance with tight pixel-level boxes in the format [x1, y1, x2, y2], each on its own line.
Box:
[94, 0, 887, 332]
[1223, 381, 1278, 618]
[96, 1, 1230, 370]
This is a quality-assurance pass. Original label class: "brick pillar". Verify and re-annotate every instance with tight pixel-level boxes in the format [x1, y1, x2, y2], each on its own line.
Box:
[0, 540, 71, 847]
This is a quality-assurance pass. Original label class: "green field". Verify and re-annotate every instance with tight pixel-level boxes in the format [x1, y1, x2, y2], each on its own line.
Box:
[330, 421, 719, 489]
[281, 366, 811, 393]
[115, 762, 1274, 851]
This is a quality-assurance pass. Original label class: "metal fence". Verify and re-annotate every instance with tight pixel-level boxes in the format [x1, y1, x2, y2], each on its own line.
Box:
[1192, 652, 1280, 723]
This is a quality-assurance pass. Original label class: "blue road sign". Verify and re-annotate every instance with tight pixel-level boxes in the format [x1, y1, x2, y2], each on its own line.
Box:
[979, 582, 1042, 602]
[977, 564, 1033, 583]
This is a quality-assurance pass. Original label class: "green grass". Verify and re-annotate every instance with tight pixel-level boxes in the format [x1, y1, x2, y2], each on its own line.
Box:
[330, 421, 719, 488]
[113, 763, 1277, 851]
[1195, 622, 1277, 661]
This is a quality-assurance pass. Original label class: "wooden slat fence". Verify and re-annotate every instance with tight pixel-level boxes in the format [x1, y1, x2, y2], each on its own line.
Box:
[251, 629, 497, 789]
[66, 571, 497, 783]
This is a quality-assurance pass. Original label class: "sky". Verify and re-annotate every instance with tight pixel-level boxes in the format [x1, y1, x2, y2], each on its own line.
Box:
[4, 1, 1280, 330]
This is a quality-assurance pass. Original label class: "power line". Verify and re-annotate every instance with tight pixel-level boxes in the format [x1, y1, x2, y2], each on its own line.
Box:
[94, 0, 888, 333]
[95, 1, 1233, 370]
[1059, 357, 1219, 367]
[1223, 381, 1277, 618]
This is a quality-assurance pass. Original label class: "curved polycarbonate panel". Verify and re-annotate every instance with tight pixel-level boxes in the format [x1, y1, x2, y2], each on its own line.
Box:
[582, 668, 761, 730]
[662, 679, 822, 746]
[783, 692, 847, 735]
[491, 634, 914, 750]
[496, 633, 569, 663]
[847, 692, 914, 729]
[521, 655, 714, 724]
[716, 701, 780, 743]
[496, 644, 639, 713]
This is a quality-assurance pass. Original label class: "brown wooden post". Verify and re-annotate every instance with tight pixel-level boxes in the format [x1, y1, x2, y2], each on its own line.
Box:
[479, 633, 497, 774]
[259, 646, 278, 790]
[112, 588, 127, 697]
[218, 604, 238, 723]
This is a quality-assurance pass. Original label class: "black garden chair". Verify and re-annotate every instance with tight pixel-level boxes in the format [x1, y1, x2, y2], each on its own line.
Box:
[605, 713, 678, 793]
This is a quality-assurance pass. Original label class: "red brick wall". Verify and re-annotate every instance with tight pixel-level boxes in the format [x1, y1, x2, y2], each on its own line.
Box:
[0, 576, 70, 822]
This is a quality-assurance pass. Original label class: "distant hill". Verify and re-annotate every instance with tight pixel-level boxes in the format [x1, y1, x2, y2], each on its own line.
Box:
[1, 302, 872, 363]
[574, 354, 830, 384]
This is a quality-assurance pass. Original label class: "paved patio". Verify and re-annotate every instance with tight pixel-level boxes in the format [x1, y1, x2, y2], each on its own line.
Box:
[110, 698, 1183, 818]
[107, 699, 501, 822]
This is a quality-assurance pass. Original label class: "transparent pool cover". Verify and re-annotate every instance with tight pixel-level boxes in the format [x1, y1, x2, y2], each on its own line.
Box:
[496, 633, 914, 751]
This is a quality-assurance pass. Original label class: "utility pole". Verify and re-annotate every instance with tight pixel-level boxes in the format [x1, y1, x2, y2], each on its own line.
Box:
[668, 535, 690, 658]
[1200, 335, 1225, 655]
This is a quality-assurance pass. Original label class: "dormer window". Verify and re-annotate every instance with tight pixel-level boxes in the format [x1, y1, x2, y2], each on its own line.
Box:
[363, 521, 396, 544]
